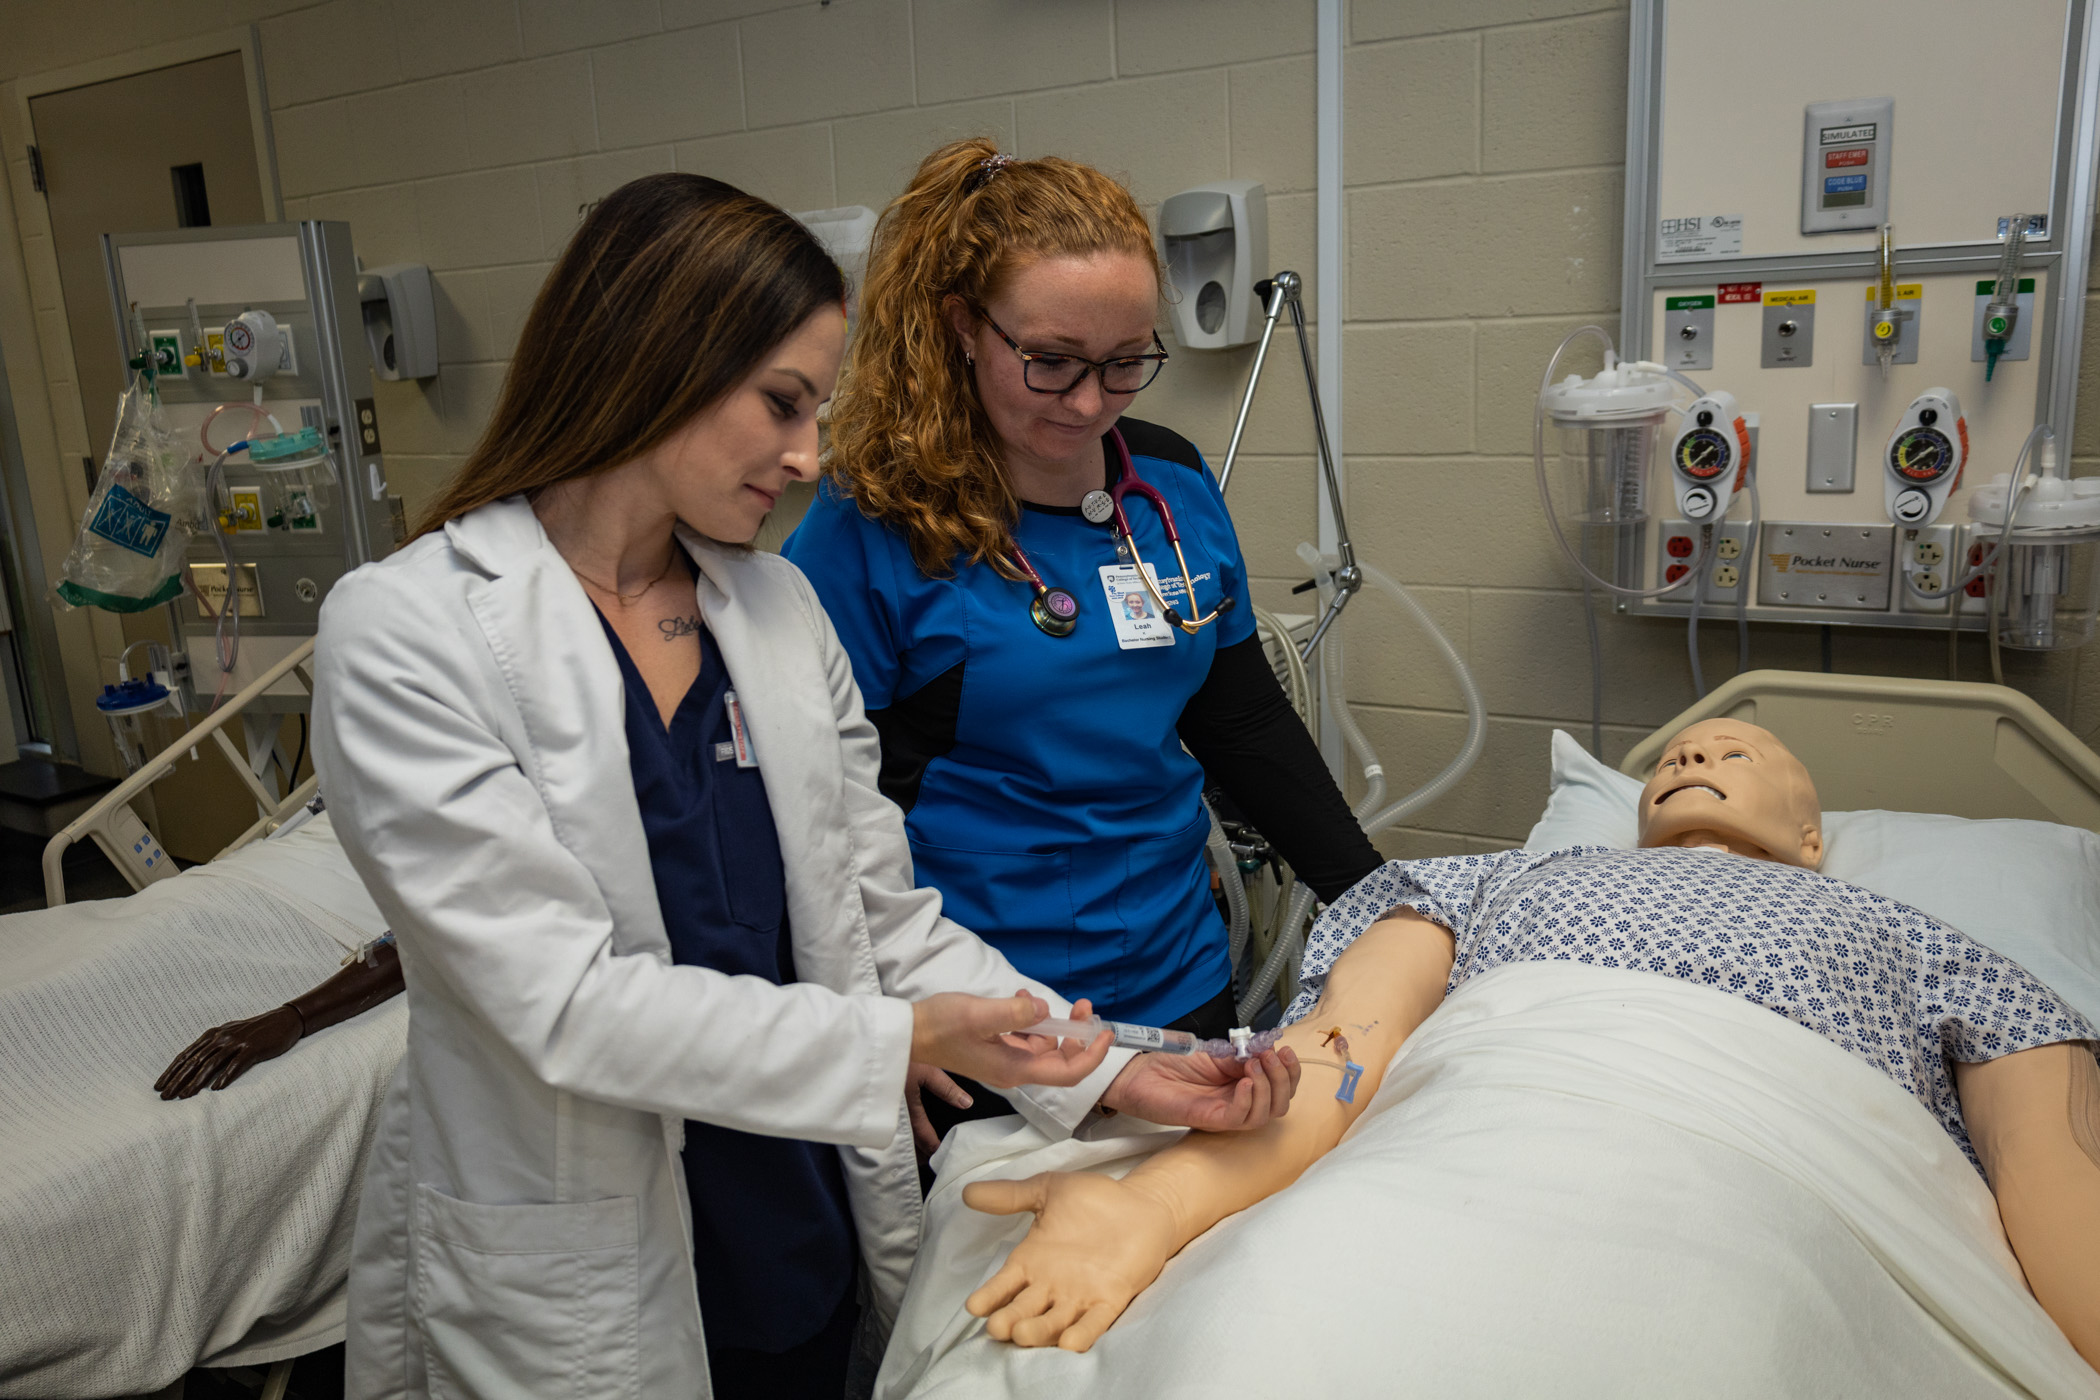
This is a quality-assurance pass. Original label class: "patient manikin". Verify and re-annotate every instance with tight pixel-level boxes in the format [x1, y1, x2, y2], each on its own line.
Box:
[962, 721, 2100, 1368]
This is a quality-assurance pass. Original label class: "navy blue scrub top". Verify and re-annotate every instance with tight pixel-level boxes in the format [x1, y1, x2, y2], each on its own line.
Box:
[599, 611, 855, 1354]
[783, 418, 1257, 1024]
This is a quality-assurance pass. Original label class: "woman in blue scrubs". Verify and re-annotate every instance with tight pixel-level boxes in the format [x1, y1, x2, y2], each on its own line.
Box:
[785, 141, 1382, 1144]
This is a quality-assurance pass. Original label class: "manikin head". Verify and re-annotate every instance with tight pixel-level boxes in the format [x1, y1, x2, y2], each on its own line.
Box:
[1636, 719, 1825, 868]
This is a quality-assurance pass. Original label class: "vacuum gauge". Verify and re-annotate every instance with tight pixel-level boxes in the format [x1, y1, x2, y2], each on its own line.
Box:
[1882, 389, 1967, 526]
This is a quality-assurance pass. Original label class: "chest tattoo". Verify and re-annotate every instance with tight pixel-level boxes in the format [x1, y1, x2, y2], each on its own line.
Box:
[659, 615, 701, 641]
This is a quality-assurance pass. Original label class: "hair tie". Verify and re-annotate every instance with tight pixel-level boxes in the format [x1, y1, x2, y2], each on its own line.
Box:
[965, 153, 1014, 195]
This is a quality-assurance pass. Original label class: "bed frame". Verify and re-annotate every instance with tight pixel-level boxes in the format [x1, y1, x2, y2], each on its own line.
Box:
[1621, 670, 2100, 834]
[42, 638, 318, 907]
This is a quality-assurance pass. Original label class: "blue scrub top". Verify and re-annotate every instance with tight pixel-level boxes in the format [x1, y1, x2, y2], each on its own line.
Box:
[600, 612, 855, 1354]
[784, 417, 1256, 1024]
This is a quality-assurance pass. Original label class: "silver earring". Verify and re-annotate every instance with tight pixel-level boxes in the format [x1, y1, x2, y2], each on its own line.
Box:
[965, 352, 974, 367]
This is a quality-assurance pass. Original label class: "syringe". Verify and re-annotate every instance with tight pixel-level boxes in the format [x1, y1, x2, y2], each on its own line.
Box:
[1022, 1016, 1198, 1055]
[1023, 1017, 1290, 1060]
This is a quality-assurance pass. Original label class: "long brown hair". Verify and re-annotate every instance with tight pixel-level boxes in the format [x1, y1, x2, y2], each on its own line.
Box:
[824, 139, 1160, 579]
[411, 174, 845, 539]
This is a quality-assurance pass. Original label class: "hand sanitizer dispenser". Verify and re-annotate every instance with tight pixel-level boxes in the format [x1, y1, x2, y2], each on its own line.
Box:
[1158, 181, 1267, 351]
[358, 263, 437, 381]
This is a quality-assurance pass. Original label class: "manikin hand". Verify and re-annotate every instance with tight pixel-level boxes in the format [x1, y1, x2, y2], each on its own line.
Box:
[155, 1007, 303, 1099]
[1100, 1046, 1300, 1131]
[963, 1170, 1180, 1352]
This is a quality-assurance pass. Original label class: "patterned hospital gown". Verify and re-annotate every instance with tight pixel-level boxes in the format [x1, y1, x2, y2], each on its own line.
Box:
[1282, 845, 2100, 1168]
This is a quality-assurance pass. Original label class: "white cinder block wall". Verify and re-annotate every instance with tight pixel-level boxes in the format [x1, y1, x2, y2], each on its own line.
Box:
[3, 0, 2098, 852]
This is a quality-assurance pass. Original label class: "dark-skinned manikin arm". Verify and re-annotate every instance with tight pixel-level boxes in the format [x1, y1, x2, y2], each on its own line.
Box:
[155, 939, 403, 1099]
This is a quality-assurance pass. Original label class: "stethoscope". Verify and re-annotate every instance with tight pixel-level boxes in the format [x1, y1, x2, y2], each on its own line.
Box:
[1009, 426, 1237, 639]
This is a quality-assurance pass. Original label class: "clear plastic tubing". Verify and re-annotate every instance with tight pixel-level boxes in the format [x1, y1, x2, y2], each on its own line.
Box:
[1024, 1016, 1199, 1055]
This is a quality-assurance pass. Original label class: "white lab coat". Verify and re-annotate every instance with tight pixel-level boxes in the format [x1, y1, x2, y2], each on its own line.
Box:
[312, 496, 1128, 1400]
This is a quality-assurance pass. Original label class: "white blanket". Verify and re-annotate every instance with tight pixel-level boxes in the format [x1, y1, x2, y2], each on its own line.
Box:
[0, 814, 402, 1398]
[881, 963, 2100, 1399]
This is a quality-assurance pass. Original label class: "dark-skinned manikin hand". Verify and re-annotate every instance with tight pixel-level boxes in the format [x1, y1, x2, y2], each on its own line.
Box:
[155, 939, 403, 1098]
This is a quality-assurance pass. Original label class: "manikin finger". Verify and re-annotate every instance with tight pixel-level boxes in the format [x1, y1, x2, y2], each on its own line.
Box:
[209, 1048, 257, 1091]
[962, 1174, 1049, 1218]
[1062, 1303, 1125, 1353]
[965, 1261, 1029, 1319]
[171, 1046, 233, 1099]
[160, 1035, 222, 1091]
[986, 1283, 1054, 1341]
[1011, 1297, 1085, 1349]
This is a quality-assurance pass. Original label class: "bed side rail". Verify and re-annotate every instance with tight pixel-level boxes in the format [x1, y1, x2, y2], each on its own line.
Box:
[43, 640, 318, 908]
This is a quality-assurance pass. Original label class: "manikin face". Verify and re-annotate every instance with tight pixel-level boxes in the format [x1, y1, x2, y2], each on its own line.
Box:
[1637, 719, 1825, 868]
[944, 251, 1160, 472]
[643, 306, 845, 543]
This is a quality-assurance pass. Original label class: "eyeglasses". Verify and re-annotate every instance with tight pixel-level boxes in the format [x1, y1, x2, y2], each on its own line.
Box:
[976, 308, 1169, 395]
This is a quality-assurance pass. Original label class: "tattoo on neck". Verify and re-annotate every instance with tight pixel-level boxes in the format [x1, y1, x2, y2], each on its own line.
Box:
[2071, 1045, 2100, 1171]
[658, 616, 700, 641]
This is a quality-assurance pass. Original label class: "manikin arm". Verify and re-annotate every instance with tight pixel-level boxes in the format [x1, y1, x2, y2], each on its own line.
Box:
[1955, 1042, 2100, 1369]
[964, 910, 1454, 1351]
[156, 940, 404, 1098]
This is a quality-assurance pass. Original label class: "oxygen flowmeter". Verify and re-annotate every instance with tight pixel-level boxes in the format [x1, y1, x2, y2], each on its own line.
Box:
[1668, 391, 1754, 524]
[1883, 389, 1967, 526]
[1982, 214, 2031, 382]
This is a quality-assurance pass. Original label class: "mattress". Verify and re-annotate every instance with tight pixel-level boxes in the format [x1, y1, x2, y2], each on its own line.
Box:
[0, 813, 403, 1398]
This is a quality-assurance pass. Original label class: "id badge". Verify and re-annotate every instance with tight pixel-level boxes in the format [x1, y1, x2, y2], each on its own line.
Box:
[723, 689, 759, 768]
[1099, 564, 1176, 650]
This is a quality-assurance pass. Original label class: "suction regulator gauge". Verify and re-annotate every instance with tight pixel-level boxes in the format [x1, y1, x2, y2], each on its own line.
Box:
[1673, 427, 1734, 482]
[1890, 426, 1955, 483]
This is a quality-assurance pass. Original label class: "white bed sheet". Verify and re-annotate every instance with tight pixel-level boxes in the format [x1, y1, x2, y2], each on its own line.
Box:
[880, 963, 2100, 1399]
[0, 813, 402, 1398]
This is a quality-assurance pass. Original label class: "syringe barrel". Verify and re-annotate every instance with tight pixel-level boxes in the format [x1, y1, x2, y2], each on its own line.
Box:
[1022, 1017, 1198, 1055]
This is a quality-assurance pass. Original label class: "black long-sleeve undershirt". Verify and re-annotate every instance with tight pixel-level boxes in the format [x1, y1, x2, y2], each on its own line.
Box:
[1177, 634, 1384, 903]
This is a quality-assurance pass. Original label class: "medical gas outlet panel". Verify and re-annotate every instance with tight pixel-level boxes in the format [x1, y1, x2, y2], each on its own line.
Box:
[1613, 0, 2095, 635]
[104, 222, 401, 706]
[1627, 267, 2044, 632]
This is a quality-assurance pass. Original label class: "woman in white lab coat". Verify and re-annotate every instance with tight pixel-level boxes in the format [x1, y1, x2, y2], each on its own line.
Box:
[313, 176, 1296, 1400]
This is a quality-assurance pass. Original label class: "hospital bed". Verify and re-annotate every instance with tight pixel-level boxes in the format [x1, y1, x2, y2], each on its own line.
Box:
[880, 671, 2100, 1400]
[0, 641, 404, 1400]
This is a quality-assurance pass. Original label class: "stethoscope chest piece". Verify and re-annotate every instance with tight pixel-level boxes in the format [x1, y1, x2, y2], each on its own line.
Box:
[1079, 490, 1115, 526]
[1030, 587, 1080, 637]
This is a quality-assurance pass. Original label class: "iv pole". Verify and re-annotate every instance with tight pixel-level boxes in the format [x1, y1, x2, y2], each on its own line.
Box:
[1216, 271, 1361, 661]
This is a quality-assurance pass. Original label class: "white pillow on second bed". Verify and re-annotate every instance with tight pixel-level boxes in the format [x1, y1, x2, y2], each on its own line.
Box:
[1523, 728, 2100, 1028]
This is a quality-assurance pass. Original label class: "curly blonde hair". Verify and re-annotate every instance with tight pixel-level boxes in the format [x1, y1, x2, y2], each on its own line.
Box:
[825, 138, 1161, 579]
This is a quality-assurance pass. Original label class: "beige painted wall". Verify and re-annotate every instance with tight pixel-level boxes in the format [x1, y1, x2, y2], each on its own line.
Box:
[3, 0, 2098, 855]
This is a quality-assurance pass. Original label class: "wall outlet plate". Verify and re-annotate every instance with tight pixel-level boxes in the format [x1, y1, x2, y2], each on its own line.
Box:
[1761, 289, 1816, 368]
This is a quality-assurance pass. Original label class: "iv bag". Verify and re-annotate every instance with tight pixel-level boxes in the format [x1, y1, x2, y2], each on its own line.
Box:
[54, 374, 202, 613]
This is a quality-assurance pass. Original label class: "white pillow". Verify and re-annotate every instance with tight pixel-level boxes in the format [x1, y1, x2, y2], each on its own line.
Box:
[1524, 729, 2100, 1028]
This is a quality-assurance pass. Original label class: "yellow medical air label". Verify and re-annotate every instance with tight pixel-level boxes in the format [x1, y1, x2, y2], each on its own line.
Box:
[1865, 284, 1922, 300]
[1763, 289, 1816, 306]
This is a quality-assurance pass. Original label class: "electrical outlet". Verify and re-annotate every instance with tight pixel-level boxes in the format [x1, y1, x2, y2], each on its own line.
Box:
[1716, 536, 1743, 561]
[1713, 563, 1740, 590]
[1659, 518, 1752, 601]
[1898, 523, 1962, 614]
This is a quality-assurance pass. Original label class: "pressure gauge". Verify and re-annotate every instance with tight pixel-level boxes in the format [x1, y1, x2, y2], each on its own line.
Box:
[1667, 391, 1753, 524]
[1883, 389, 1967, 526]
[222, 309, 288, 382]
